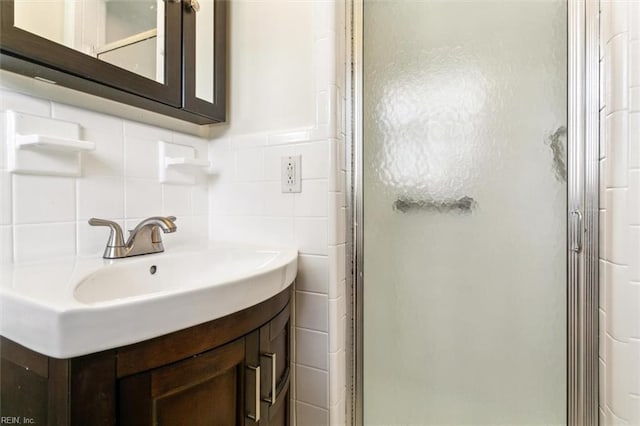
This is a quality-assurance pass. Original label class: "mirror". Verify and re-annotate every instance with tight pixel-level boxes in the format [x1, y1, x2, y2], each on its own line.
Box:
[13, 0, 166, 83]
[195, 0, 214, 102]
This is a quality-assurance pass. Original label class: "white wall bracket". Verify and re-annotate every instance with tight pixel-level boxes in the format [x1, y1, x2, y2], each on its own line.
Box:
[5, 110, 94, 176]
[15, 134, 94, 152]
[159, 141, 210, 185]
[165, 157, 211, 168]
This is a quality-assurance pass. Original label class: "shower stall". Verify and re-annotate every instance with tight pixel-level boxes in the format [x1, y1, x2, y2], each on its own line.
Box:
[348, 0, 600, 424]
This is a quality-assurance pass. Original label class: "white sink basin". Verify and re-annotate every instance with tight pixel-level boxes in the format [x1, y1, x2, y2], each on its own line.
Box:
[74, 248, 285, 304]
[0, 242, 297, 358]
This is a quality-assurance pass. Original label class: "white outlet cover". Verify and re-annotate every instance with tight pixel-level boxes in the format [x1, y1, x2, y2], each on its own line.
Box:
[281, 155, 301, 193]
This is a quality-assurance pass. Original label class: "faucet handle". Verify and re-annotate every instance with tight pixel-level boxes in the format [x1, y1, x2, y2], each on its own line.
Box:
[88, 218, 125, 248]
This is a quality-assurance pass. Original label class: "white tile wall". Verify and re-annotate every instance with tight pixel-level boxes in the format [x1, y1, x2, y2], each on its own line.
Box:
[77, 176, 124, 220]
[0, 171, 10, 225]
[0, 226, 12, 263]
[606, 112, 629, 187]
[0, 90, 209, 263]
[298, 255, 330, 294]
[296, 328, 329, 370]
[296, 291, 329, 332]
[631, 114, 640, 169]
[13, 223, 76, 262]
[600, 1, 640, 423]
[13, 175, 76, 224]
[206, 1, 349, 423]
[125, 178, 163, 219]
[297, 364, 329, 407]
[295, 218, 330, 256]
[296, 401, 329, 426]
[124, 136, 160, 179]
[608, 34, 629, 113]
[295, 180, 329, 217]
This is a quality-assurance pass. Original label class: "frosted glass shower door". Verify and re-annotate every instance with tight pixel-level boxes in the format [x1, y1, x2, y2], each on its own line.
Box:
[362, 1, 567, 424]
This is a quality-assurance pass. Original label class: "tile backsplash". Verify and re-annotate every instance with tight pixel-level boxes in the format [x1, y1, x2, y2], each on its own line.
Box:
[0, 89, 209, 263]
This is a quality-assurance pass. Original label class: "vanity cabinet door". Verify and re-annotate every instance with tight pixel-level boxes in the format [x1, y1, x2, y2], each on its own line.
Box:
[182, 0, 226, 121]
[119, 338, 246, 426]
[259, 304, 291, 426]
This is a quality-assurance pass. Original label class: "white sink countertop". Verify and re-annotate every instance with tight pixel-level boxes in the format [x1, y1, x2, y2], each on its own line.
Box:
[0, 242, 298, 358]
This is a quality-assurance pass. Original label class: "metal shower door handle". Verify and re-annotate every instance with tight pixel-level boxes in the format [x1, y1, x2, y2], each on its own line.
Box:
[571, 209, 583, 253]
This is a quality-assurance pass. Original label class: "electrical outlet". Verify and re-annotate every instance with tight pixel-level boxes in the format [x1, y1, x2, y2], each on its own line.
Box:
[281, 155, 301, 193]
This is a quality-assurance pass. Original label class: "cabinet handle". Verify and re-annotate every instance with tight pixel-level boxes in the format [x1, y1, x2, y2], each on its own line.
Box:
[262, 352, 277, 405]
[187, 0, 200, 12]
[247, 365, 260, 422]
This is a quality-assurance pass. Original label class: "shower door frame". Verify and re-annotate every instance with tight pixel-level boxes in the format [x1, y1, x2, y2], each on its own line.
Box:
[345, 0, 601, 424]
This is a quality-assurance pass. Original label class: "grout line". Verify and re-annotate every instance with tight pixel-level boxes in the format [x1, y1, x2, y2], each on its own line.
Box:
[298, 253, 329, 259]
[605, 404, 628, 423]
[606, 332, 630, 344]
[295, 362, 329, 375]
[296, 289, 329, 297]
[295, 400, 329, 412]
[600, 259, 631, 268]
[603, 186, 630, 191]
[13, 220, 78, 227]
[294, 327, 328, 336]
[295, 359, 329, 372]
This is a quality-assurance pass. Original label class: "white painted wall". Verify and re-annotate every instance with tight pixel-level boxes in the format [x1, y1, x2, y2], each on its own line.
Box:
[216, 0, 316, 136]
[599, 1, 640, 424]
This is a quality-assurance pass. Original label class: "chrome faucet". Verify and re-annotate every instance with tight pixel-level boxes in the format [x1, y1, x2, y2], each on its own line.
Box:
[89, 216, 177, 259]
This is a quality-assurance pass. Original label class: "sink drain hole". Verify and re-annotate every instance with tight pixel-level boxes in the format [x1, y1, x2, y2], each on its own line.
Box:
[150, 265, 157, 275]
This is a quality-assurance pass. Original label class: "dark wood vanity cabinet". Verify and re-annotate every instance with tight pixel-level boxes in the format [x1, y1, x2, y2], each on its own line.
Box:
[257, 302, 291, 426]
[119, 338, 246, 426]
[0, 287, 291, 426]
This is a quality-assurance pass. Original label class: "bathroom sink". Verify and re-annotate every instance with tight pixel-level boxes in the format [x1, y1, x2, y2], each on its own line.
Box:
[74, 248, 285, 304]
[0, 242, 297, 358]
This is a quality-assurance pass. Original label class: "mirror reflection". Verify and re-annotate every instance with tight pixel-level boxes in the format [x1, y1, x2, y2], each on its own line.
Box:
[13, 0, 165, 83]
[195, 0, 214, 102]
